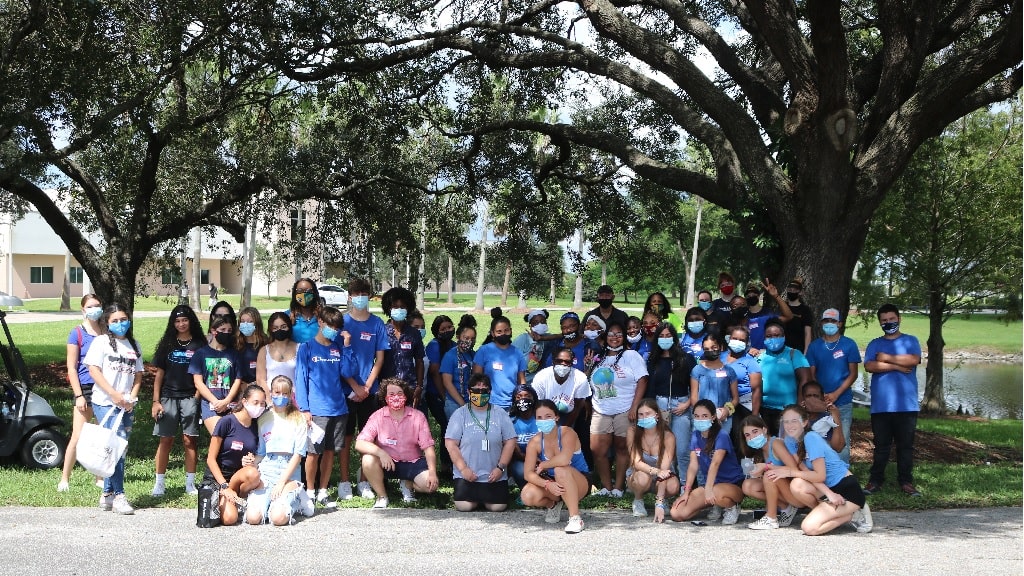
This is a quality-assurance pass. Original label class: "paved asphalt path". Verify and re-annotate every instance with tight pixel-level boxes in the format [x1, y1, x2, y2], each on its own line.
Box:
[1, 505, 1020, 575]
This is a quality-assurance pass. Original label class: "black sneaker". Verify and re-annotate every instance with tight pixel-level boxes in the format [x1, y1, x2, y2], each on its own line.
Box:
[900, 483, 921, 497]
[862, 482, 882, 495]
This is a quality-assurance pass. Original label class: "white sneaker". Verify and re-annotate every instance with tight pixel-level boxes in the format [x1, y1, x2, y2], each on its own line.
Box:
[749, 515, 779, 530]
[111, 494, 135, 515]
[609, 488, 624, 498]
[777, 505, 797, 527]
[564, 515, 584, 534]
[357, 481, 375, 499]
[337, 482, 353, 501]
[372, 497, 389, 509]
[851, 502, 873, 533]
[57, 480, 69, 492]
[722, 504, 741, 525]
[315, 488, 329, 506]
[592, 488, 610, 497]
[297, 490, 315, 517]
[632, 499, 648, 517]
[707, 505, 723, 521]
[545, 500, 564, 524]
[184, 483, 198, 496]
[399, 480, 417, 503]
[98, 493, 114, 511]
[150, 483, 165, 497]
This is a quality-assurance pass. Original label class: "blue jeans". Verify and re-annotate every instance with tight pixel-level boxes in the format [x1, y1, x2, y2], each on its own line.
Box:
[838, 402, 853, 463]
[655, 396, 691, 476]
[443, 396, 464, 420]
[92, 404, 133, 495]
[508, 459, 527, 489]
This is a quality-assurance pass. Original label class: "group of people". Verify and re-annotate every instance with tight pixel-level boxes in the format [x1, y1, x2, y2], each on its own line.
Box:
[58, 274, 922, 535]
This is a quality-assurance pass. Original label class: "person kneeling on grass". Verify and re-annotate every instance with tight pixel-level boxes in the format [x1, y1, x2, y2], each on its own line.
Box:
[245, 376, 314, 526]
[669, 399, 745, 525]
[355, 378, 440, 509]
[521, 400, 590, 534]
[765, 404, 872, 535]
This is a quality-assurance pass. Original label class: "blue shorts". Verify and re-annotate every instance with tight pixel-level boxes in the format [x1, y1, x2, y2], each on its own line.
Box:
[384, 459, 429, 482]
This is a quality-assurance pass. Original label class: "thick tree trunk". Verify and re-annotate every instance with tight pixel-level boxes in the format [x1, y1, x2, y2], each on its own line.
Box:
[59, 251, 71, 311]
[922, 290, 947, 415]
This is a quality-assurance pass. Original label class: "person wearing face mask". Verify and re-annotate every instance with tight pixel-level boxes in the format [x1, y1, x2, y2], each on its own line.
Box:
[679, 307, 710, 360]
[738, 414, 800, 530]
[584, 285, 630, 334]
[150, 305, 206, 497]
[190, 315, 244, 435]
[758, 318, 811, 437]
[379, 287, 425, 404]
[444, 374, 517, 512]
[521, 400, 590, 533]
[339, 277, 390, 501]
[356, 379, 440, 508]
[863, 303, 921, 498]
[726, 294, 750, 337]
[58, 294, 105, 493]
[531, 347, 591, 427]
[287, 278, 322, 344]
[540, 311, 600, 371]
[235, 307, 269, 385]
[697, 290, 729, 337]
[669, 399, 745, 524]
[589, 321, 648, 498]
[632, 311, 661, 361]
[208, 301, 236, 344]
[721, 325, 763, 451]
[711, 272, 737, 315]
[582, 314, 607, 348]
[204, 384, 268, 526]
[626, 399, 680, 522]
[513, 309, 549, 385]
[690, 334, 740, 434]
[805, 308, 861, 463]
[294, 306, 356, 506]
[743, 280, 793, 351]
[782, 279, 813, 353]
[440, 316, 478, 418]
[472, 316, 527, 411]
[645, 322, 697, 479]
[625, 315, 649, 358]
[85, 304, 144, 515]
[257, 312, 298, 396]
[643, 291, 682, 333]
[508, 385, 540, 490]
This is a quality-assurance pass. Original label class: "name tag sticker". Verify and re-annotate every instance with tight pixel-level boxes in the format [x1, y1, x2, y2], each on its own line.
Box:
[492, 361, 504, 371]
[360, 332, 372, 341]
[383, 438, 398, 446]
[230, 441, 244, 451]
[400, 341, 413, 350]
[833, 350, 845, 359]
[715, 370, 727, 378]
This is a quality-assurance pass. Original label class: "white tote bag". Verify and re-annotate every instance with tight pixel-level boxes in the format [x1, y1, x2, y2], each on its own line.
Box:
[76, 407, 129, 479]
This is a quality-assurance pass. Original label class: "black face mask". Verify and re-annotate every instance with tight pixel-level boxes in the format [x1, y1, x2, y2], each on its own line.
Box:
[786, 291, 800, 302]
[214, 332, 235, 346]
[745, 295, 760, 307]
[270, 328, 291, 341]
[493, 334, 512, 346]
[597, 297, 613, 309]
[438, 330, 455, 341]
[515, 398, 535, 413]
[703, 350, 721, 361]
[732, 307, 748, 319]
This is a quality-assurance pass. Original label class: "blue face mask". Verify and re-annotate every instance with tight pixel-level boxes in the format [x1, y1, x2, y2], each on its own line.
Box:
[390, 308, 407, 322]
[764, 337, 786, 353]
[535, 419, 557, 434]
[272, 395, 290, 408]
[728, 339, 748, 354]
[350, 295, 369, 311]
[84, 306, 103, 321]
[239, 322, 256, 337]
[418, 328, 427, 340]
[697, 301, 712, 312]
[320, 326, 339, 341]
[637, 416, 658, 429]
[108, 319, 131, 337]
[686, 321, 705, 334]
[746, 433, 768, 449]
[693, 419, 713, 432]
[822, 323, 839, 336]
[657, 337, 675, 350]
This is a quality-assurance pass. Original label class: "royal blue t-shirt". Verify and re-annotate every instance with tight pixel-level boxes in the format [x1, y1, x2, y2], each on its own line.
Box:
[806, 336, 862, 406]
[679, 331, 707, 360]
[440, 347, 475, 402]
[294, 338, 355, 416]
[425, 339, 452, 394]
[690, 428, 745, 484]
[513, 416, 538, 452]
[473, 343, 527, 409]
[67, 326, 98, 386]
[785, 431, 849, 487]
[341, 313, 391, 393]
[865, 333, 921, 413]
[745, 310, 778, 350]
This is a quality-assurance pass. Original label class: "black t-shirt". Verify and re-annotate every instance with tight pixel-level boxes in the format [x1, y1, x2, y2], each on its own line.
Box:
[583, 306, 630, 333]
[784, 302, 813, 351]
[238, 342, 259, 383]
[711, 297, 733, 316]
[647, 355, 697, 398]
[155, 340, 204, 398]
[204, 412, 258, 481]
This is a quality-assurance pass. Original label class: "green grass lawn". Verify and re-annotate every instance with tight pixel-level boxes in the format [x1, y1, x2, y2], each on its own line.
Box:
[846, 313, 1022, 354]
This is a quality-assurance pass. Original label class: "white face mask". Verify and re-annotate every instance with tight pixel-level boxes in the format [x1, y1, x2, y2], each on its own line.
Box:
[532, 323, 548, 335]
[583, 330, 600, 340]
[245, 404, 265, 419]
[84, 306, 103, 321]
[553, 364, 571, 378]
[627, 333, 643, 344]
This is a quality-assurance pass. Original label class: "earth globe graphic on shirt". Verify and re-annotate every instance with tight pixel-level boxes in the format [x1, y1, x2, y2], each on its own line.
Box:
[591, 366, 617, 399]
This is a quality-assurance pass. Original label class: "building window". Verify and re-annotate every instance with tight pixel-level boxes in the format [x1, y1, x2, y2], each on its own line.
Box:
[290, 209, 306, 241]
[200, 269, 210, 285]
[161, 268, 181, 285]
[69, 267, 84, 284]
[30, 266, 53, 284]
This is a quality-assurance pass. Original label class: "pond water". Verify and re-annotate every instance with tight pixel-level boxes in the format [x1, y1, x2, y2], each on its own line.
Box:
[857, 362, 1023, 420]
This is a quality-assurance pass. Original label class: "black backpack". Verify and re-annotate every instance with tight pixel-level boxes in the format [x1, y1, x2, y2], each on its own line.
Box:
[196, 480, 221, 528]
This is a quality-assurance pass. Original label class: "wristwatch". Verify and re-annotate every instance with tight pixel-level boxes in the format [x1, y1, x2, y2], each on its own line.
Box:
[220, 483, 229, 490]
[496, 463, 507, 472]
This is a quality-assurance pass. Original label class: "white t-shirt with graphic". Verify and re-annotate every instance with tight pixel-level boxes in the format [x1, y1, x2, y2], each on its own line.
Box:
[531, 367, 591, 413]
[83, 336, 143, 407]
[590, 350, 649, 416]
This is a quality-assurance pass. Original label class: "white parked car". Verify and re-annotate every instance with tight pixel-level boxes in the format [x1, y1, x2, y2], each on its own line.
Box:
[319, 284, 348, 307]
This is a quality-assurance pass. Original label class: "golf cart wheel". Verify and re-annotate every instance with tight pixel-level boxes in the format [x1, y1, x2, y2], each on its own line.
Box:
[21, 428, 66, 469]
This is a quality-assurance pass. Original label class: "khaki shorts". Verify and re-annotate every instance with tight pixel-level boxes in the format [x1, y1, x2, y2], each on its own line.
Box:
[590, 410, 630, 437]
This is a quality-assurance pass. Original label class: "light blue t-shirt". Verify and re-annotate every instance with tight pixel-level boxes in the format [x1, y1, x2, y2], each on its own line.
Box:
[805, 336, 862, 406]
[784, 431, 848, 487]
[759, 347, 810, 410]
[865, 333, 921, 413]
[513, 416, 538, 452]
[691, 363, 737, 408]
[473, 343, 527, 409]
[723, 353, 761, 398]
[679, 331, 706, 360]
